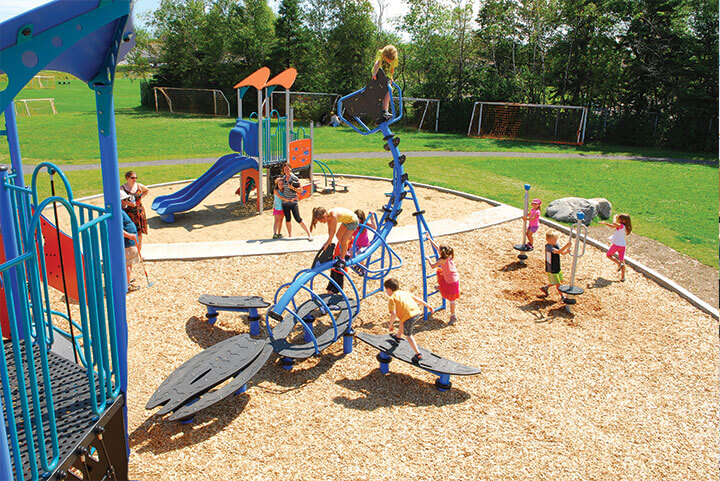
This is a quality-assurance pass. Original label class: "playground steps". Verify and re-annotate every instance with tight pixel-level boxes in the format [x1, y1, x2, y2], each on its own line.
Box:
[142, 203, 522, 261]
[312, 178, 349, 193]
[3, 340, 128, 480]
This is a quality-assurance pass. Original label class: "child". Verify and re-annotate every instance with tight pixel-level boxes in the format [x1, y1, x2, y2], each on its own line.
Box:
[425, 234, 460, 324]
[349, 209, 377, 276]
[272, 176, 285, 239]
[521, 198, 542, 249]
[311, 207, 359, 260]
[600, 213, 632, 282]
[372, 45, 398, 121]
[384, 278, 434, 363]
[540, 232, 572, 301]
[119, 191, 140, 291]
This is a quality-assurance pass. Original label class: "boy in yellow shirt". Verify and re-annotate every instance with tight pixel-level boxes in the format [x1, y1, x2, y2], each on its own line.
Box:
[384, 278, 434, 363]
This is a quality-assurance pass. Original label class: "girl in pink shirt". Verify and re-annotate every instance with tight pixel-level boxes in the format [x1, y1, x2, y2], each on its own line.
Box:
[425, 234, 460, 324]
[521, 198, 542, 249]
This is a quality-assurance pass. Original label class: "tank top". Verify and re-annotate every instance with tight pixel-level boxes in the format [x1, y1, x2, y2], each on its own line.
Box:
[609, 225, 626, 247]
[334, 208, 358, 225]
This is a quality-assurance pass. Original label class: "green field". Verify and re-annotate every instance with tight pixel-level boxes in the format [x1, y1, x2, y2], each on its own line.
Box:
[2, 76, 718, 268]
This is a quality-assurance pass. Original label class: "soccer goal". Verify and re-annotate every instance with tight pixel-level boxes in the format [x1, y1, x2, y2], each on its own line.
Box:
[153, 87, 231, 116]
[403, 97, 440, 132]
[468, 101, 588, 145]
[27, 75, 55, 89]
[14, 98, 58, 116]
[270, 91, 342, 125]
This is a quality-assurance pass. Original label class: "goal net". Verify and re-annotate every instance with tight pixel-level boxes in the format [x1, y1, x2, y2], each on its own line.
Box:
[397, 97, 440, 132]
[270, 91, 341, 125]
[14, 98, 58, 116]
[154, 87, 230, 116]
[468, 102, 588, 145]
[27, 75, 55, 89]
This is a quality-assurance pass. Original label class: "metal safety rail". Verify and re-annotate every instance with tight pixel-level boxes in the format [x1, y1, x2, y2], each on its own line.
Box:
[0, 163, 122, 479]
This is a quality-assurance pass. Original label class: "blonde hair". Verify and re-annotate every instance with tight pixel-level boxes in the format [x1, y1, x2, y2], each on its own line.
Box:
[616, 213, 632, 235]
[546, 232, 558, 242]
[354, 209, 366, 224]
[310, 207, 327, 232]
[381, 45, 398, 62]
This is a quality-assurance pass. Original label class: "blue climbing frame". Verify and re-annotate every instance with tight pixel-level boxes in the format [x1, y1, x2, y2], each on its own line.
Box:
[0, 1, 134, 478]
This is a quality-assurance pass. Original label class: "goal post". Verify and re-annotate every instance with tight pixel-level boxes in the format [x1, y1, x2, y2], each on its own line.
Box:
[468, 101, 588, 145]
[403, 97, 440, 132]
[27, 75, 56, 89]
[14, 98, 58, 116]
[153, 87, 231, 116]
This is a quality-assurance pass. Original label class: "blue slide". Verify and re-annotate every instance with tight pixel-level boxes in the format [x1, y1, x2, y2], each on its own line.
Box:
[151, 154, 258, 223]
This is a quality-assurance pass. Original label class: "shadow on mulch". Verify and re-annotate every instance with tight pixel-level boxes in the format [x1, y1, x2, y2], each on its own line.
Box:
[333, 371, 471, 410]
[520, 298, 575, 324]
[586, 276, 620, 290]
[130, 394, 251, 455]
[499, 261, 529, 272]
[185, 315, 243, 349]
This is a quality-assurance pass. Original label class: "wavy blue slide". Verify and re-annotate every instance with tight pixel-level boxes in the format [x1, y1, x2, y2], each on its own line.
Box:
[151, 154, 259, 223]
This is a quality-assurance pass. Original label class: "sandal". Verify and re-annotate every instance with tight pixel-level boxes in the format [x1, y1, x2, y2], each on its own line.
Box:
[411, 353, 423, 364]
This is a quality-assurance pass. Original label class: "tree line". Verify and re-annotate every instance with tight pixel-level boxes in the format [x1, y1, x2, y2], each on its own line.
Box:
[129, 0, 718, 151]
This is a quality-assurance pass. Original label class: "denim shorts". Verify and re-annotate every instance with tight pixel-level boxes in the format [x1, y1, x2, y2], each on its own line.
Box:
[402, 314, 422, 336]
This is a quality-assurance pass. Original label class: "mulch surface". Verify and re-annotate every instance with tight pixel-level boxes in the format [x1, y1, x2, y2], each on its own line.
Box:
[127, 212, 718, 480]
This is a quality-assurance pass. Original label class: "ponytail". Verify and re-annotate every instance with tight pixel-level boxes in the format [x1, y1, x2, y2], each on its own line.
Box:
[618, 213, 632, 235]
[311, 207, 327, 232]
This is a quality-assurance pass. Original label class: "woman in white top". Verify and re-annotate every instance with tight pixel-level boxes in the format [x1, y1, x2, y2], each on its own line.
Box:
[121, 171, 150, 250]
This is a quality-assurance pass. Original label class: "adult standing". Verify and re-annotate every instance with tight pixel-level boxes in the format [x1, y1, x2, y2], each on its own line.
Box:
[280, 162, 312, 241]
[121, 171, 149, 250]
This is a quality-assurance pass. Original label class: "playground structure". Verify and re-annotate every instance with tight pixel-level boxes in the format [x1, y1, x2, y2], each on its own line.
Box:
[0, 1, 134, 479]
[146, 69, 479, 423]
[151, 65, 347, 222]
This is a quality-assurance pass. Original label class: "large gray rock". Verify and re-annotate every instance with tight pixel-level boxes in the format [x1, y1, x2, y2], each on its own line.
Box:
[588, 197, 612, 219]
[546, 197, 597, 225]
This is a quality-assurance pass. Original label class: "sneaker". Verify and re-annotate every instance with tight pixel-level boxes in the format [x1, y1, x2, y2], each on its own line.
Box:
[448, 315, 457, 325]
[381, 110, 392, 120]
[389, 333, 402, 343]
[540, 285, 549, 296]
[307, 235, 313, 242]
[272, 233, 280, 239]
[526, 243, 534, 250]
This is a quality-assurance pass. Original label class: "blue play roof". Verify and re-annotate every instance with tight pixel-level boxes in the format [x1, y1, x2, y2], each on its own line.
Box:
[0, 0, 135, 87]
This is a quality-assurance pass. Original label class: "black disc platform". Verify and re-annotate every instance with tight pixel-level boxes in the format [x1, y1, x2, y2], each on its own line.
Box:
[513, 244, 534, 252]
[2, 339, 128, 480]
[356, 333, 481, 376]
[146, 334, 273, 421]
[559, 285, 584, 296]
[271, 293, 358, 359]
[198, 295, 269, 310]
[343, 68, 388, 121]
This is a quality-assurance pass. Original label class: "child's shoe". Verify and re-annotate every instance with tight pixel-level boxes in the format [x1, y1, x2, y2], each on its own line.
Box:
[411, 353, 423, 364]
[448, 315, 457, 325]
[380, 110, 392, 121]
[539, 285, 549, 296]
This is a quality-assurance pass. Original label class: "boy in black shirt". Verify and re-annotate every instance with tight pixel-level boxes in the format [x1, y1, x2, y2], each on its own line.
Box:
[540, 232, 571, 301]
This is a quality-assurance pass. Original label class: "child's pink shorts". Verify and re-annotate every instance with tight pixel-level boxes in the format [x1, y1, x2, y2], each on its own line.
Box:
[607, 244, 626, 262]
[273, 209, 283, 216]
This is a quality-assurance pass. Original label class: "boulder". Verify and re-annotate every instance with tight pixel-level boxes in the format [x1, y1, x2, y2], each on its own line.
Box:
[588, 197, 612, 219]
[546, 197, 597, 225]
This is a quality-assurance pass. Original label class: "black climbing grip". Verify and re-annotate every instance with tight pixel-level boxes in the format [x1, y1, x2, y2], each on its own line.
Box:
[401, 173, 409, 182]
[388, 160, 394, 168]
[382, 206, 392, 213]
[268, 310, 283, 322]
[398, 155, 406, 164]
[388, 218, 398, 226]
[412, 210, 425, 217]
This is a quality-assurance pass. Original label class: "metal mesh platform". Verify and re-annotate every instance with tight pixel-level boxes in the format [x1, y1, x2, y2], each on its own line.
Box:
[2, 339, 109, 479]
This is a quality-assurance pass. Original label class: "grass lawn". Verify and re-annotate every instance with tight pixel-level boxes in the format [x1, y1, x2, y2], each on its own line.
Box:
[2, 74, 717, 267]
[1, 78, 716, 164]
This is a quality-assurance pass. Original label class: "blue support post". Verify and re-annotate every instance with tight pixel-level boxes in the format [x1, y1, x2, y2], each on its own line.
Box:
[302, 316, 314, 343]
[93, 85, 129, 407]
[0, 167, 26, 339]
[4, 103, 24, 187]
[249, 317, 260, 336]
[343, 328, 354, 354]
[377, 351, 391, 375]
[281, 357, 295, 371]
[234, 384, 247, 395]
[206, 306, 218, 325]
[435, 373, 452, 392]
